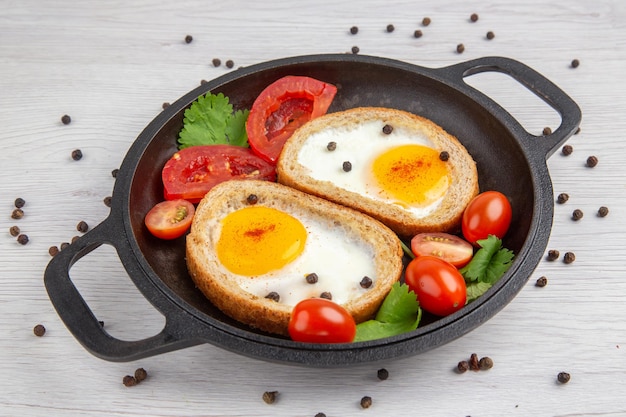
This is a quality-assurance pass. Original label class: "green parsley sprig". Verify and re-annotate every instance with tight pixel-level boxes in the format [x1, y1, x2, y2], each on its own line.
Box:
[354, 282, 422, 342]
[460, 235, 515, 303]
[178, 92, 250, 149]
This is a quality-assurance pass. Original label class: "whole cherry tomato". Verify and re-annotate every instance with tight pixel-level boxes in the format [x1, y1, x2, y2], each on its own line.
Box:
[404, 256, 467, 317]
[288, 298, 356, 343]
[462, 191, 512, 246]
[411, 232, 474, 268]
[144, 199, 195, 240]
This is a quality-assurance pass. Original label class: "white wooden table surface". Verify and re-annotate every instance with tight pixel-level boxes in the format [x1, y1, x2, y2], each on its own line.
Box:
[2, 1, 626, 416]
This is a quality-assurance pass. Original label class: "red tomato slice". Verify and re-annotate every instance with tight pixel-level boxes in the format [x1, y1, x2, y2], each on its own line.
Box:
[288, 298, 356, 344]
[145, 199, 195, 240]
[410, 232, 474, 268]
[246, 76, 337, 164]
[462, 191, 512, 246]
[405, 256, 467, 317]
[161, 145, 276, 203]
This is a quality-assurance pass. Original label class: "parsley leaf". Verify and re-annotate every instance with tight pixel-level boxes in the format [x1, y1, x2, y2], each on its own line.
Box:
[459, 235, 515, 301]
[354, 283, 422, 342]
[178, 92, 250, 149]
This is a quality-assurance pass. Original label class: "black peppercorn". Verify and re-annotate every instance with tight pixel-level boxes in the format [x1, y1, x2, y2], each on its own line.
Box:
[71, 235, 79, 243]
[262, 391, 278, 404]
[315, 413, 327, 417]
[557, 371, 571, 383]
[571, 59, 580, 68]
[547, 249, 560, 261]
[422, 17, 431, 26]
[77, 220, 89, 233]
[265, 292, 280, 302]
[134, 368, 147, 382]
[382, 124, 393, 134]
[543, 126, 552, 135]
[225, 60, 234, 69]
[320, 291, 332, 300]
[17, 234, 29, 245]
[212, 58, 221, 67]
[246, 194, 259, 205]
[586, 155, 598, 167]
[71, 149, 83, 161]
[377, 368, 389, 380]
[479, 356, 494, 370]
[575, 127, 581, 135]
[562, 145, 573, 156]
[185, 34, 193, 43]
[457, 360, 470, 373]
[360, 276, 373, 289]
[456, 43, 465, 53]
[14, 198, 25, 208]
[11, 208, 24, 219]
[326, 141, 337, 151]
[350, 26, 358, 35]
[162, 102, 170, 110]
[563, 252, 576, 264]
[386, 24, 395, 33]
[598, 206, 609, 217]
[306, 273, 319, 284]
[342, 161, 352, 172]
[414, 29, 423, 38]
[535, 276, 548, 287]
[9, 225, 20, 237]
[439, 151, 449, 161]
[351, 46, 360, 54]
[48, 245, 59, 256]
[33, 324, 46, 337]
[557, 193, 569, 204]
[470, 13, 479, 22]
[572, 209, 584, 221]
[60, 242, 70, 250]
[103, 196, 112, 207]
[360, 396, 372, 409]
[61, 114, 72, 125]
[469, 353, 479, 371]
[122, 375, 138, 387]
[111, 168, 119, 178]
[486, 31, 495, 40]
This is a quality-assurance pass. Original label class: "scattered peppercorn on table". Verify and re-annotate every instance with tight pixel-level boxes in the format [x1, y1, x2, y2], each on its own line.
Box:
[2, 1, 626, 416]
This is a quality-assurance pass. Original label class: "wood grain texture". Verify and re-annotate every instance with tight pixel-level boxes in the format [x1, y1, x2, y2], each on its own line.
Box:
[2, 0, 626, 416]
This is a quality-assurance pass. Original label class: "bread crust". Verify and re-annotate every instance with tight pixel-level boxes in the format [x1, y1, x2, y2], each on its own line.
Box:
[276, 107, 479, 238]
[186, 180, 403, 336]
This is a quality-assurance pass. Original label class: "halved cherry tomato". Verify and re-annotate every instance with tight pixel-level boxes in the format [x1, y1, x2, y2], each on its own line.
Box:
[161, 145, 276, 203]
[405, 256, 467, 317]
[462, 191, 512, 246]
[411, 232, 474, 268]
[246, 76, 337, 164]
[288, 298, 356, 344]
[145, 199, 195, 240]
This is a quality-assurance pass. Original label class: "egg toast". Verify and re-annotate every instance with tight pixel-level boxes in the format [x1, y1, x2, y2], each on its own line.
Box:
[277, 107, 479, 238]
[185, 180, 404, 336]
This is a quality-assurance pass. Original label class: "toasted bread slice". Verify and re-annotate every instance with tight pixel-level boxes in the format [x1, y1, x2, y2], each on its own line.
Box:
[276, 107, 479, 238]
[186, 180, 403, 337]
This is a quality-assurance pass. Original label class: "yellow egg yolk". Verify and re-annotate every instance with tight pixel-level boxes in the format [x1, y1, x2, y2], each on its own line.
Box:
[371, 144, 449, 206]
[216, 206, 307, 276]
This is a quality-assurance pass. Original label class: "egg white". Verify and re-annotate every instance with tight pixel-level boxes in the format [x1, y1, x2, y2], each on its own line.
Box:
[296, 119, 446, 217]
[208, 207, 377, 307]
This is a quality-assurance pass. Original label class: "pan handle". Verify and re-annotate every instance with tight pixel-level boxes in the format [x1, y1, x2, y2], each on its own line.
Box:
[44, 216, 203, 362]
[440, 56, 582, 159]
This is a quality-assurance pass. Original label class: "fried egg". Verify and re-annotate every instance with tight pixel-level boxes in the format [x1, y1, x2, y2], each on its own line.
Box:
[295, 119, 450, 217]
[211, 204, 377, 306]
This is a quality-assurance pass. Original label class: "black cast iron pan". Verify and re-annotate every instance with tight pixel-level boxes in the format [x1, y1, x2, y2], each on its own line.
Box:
[44, 54, 581, 367]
